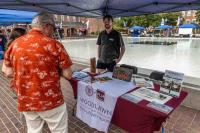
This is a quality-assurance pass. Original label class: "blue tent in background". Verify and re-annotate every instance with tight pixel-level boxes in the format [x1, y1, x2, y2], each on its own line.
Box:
[129, 26, 145, 37]
[129, 26, 145, 31]
[0, 9, 36, 24]
[156, 25, 173, 30]
[179, 23, 199, 28]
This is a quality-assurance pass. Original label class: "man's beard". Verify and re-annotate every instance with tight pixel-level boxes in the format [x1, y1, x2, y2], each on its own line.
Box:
[105, 24, 111, 29]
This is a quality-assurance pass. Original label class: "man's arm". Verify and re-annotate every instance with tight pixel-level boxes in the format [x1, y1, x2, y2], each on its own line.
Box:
[2, 62, 13, 78]
[97, 45, 102, 58]
[114, 33, 126, 63]
[96, 32, 102, 59]
[56, 42, 73, 80]
[114, 45, 125, 63]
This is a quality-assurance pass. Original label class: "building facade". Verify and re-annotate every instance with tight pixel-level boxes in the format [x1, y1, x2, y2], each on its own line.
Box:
[54, 15, 104, 37]
[181, 10, 197, 23]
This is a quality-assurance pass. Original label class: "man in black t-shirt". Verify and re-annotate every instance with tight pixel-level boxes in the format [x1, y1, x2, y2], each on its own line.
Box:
[96, 15, 125, 72]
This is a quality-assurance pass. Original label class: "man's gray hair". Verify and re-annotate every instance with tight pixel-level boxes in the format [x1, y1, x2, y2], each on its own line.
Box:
[31, 12, 55, 28]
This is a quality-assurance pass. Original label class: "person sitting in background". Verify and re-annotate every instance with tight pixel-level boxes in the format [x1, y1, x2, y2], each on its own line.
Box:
[5, 27, 26, 50]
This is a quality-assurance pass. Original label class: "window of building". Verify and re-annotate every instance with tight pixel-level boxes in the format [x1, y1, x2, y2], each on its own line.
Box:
[73, 16, 76, 22]
[187, 11, 191, 16]
[66, 16, 69, 21]
[54, 15, 58, 20]
[182, 11, 185, 16]
[61, 15, 65, 21]
[192, 19, 196, 23]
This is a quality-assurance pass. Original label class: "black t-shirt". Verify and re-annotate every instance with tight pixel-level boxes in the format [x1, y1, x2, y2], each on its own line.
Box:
[97, 29, 124, 63]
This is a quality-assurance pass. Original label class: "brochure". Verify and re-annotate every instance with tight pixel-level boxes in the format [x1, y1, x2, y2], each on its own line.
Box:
[130, 87, 172, 104]
[95, 76, 113, 83]
[147, 101, 173, 114]
[122, 93, 143, 104]
[134, 77, 154, 89]
[72, 71, 88, 80]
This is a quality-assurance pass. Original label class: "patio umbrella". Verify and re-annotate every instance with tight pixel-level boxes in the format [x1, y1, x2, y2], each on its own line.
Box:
[156, 25, 173, 30]
[179, 23, 199, 28]
[129, 26, 145, 31]
[0, 1, 200, 17]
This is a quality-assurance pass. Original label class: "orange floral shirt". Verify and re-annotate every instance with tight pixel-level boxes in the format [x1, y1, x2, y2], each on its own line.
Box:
[4, 29, 72, 111]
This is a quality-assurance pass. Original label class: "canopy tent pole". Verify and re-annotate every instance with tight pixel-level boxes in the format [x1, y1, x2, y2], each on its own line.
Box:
[104, 0, 110, 16]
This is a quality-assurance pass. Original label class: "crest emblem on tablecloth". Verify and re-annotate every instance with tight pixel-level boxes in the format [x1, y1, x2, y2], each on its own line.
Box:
[85, 85, 93, 96]
[96, 89, 105, 102]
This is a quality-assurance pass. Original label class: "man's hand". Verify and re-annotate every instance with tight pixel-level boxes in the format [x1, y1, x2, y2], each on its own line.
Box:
[113, 58, 121, 64]
[2, 62, 13, 78]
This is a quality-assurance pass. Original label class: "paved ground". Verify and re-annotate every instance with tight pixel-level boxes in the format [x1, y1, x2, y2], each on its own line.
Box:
[0, 61, 200, 133]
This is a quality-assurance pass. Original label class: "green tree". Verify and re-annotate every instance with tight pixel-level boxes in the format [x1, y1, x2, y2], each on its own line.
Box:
[196, 10, 200, 24]
[114, 12, 181, 30]
[161, 12, 181, 25]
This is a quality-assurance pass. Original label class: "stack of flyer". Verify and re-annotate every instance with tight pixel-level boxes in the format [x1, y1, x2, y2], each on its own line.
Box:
[134, 77, 154, 89]
[130, 87, 172, 104]
[147, 101, 173, 114]
[129, 87, 173, 114]
[160, 70, 184, 97]
[72, 71, 88, 80]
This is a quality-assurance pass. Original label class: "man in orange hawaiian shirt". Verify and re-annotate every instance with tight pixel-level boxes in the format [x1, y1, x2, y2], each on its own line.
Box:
[2, 12, 72, 133]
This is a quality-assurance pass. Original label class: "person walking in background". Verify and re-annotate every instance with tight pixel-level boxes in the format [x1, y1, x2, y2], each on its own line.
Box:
[2, 12, 72, 133]
[0, 30, 7, 51]
[96, 15, 125, 72]
[5, 27, 26, 50]
[0, 30, 7, 57]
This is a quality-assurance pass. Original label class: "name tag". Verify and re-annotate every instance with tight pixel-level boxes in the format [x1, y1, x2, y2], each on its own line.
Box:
[109, 38, 114, 41]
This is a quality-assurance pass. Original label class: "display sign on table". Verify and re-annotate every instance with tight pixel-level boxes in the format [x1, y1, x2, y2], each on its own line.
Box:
[112, 66, 133, 82]
[160, 70, 184, 97]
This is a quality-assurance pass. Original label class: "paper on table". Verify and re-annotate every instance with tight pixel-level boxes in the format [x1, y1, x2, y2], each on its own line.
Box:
[72, 71, 88, 80]
[147, 101, 173, 114]
[134, 78, 154, 89]
[130, 87, 172, 104]
[122, 93, 143, 104]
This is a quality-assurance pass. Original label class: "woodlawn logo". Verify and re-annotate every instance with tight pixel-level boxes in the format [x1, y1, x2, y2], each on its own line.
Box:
[85, 85, 94, 96]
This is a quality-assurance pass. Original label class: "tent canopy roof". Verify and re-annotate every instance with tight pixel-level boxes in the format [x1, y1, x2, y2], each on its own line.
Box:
[179, 23, 199, 28]
[0, 0, 200, 17]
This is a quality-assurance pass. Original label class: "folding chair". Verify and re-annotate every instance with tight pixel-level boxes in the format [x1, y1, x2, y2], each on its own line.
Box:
[149, 71, 164, 81]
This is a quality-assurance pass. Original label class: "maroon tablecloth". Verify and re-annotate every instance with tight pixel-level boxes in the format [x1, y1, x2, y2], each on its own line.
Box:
[69, 78, 188, 133]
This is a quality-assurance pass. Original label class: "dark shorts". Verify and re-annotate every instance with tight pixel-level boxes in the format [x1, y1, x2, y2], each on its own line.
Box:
[96, 60, 116, 72]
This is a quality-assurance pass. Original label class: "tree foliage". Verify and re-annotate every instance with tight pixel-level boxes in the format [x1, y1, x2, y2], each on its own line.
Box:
[114, 12, 181, 29]
[196, 10, 200, 24]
